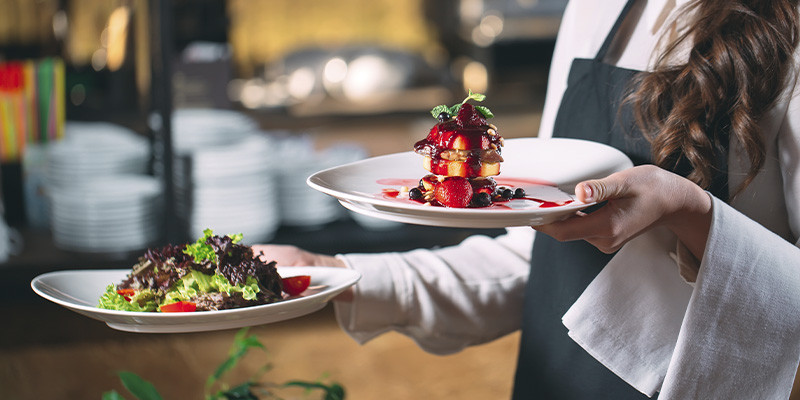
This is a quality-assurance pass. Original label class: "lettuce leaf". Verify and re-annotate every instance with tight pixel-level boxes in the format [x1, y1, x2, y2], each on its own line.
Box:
[98, 285, 159, 312]
[163, 271, 260, 304]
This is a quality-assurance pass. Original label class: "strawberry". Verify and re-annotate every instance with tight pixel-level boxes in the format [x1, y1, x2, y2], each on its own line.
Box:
[456, 103, 487, 127]
[434, 176, 473, 208]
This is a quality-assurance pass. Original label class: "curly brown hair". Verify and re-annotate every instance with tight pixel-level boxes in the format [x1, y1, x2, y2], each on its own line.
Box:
[627, 0, 799, 196]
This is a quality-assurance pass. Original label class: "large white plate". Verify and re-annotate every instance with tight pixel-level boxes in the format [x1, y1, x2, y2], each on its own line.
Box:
[31, 267, 360, 333]
[308, 138, 633, 228]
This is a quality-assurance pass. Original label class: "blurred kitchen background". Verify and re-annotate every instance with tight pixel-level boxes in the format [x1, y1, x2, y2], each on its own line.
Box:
[0, 0, 564, 398]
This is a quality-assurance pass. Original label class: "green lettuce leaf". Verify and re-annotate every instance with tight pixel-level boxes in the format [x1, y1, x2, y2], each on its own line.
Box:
[163, 271, 261, 305]
[98, 285, 158, 312]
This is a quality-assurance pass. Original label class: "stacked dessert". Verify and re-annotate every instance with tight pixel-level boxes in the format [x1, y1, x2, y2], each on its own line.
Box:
[409, 92, 521, 208]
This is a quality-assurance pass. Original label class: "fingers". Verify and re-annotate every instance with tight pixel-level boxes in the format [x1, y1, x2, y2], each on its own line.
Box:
[575, 172, 631, 204]
[251, 244, 347, 268]
[535, 204, 617, 242]
[534, 201, 637, 254]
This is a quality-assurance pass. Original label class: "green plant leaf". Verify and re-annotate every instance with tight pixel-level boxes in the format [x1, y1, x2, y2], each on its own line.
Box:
[284, 381, 346, 400]
[206, 328, 267, 393]
[117, 371, 163, 400]
[218, 382, 259, 400]
[102, 390, 127, 400]
[323, 383, 346, 400]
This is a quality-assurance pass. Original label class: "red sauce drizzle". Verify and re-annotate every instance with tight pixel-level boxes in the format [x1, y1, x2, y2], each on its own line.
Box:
[382, 188, 400, 198]
[375, 177, 573, 208]
[525, 197, 573, 208]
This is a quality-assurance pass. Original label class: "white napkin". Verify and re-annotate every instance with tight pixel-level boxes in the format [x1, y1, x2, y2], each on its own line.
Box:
[562, 227, 692, 397]
[562, 198, 800, 399]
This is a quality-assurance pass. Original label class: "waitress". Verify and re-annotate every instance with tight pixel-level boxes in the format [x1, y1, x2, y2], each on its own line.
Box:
[256, 0, 800, 398]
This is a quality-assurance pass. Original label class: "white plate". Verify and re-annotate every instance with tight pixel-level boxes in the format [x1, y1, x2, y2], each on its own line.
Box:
[308, 138, 633, 228]
[31, 267, 360, 333]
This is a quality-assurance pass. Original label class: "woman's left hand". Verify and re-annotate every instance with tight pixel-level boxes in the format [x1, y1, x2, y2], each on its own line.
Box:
[533, 165, 713, 258]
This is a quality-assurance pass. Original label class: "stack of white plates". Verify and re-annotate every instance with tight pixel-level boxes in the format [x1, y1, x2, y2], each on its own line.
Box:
[274, 137, 367, 227]
[42, 122, 159, 254]
[171, 108, 258, 153]
[48, 175, 162, 253]
[46, 122, 150, 187]
[172, 109, 280, 243]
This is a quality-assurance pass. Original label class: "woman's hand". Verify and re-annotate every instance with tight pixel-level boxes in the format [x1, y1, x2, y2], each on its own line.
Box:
[250, 244, 346, 268]
[533, 165, 713, 259]
[250, 244, 352, 301]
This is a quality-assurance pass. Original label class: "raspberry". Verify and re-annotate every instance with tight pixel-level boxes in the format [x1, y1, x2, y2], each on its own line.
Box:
[434, 177, 473, 208]
[456, 103, 487, 127]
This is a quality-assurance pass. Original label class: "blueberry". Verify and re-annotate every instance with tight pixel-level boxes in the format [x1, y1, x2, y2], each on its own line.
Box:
[513, 188, 526, 198]
[474, 192, 492, 207]
[501, 188, 513, 200]
[409, 187, 423, 200]
[437, 112, 451, 122]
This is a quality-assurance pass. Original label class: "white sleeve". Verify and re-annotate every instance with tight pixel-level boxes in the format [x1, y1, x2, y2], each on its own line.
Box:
[333, 227, 532, 355]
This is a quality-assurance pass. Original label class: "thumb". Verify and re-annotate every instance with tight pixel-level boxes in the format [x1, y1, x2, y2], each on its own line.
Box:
[575, 174, 628, 203]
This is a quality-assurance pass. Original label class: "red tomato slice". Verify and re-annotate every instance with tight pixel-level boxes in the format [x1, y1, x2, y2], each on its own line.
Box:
[282, 275, 311, 296]
[160, 301, 197, 312]
[116, 288, 137, 301]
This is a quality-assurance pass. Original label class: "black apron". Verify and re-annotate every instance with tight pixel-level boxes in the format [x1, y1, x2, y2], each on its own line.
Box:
[511, 0, 728, 398]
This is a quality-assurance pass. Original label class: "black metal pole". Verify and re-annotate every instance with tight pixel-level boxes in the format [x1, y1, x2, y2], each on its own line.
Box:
[149, 0, 177, 243]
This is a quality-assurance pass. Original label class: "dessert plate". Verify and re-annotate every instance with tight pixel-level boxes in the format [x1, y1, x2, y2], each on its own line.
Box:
[308, 138, 633, 228]
[31, 267, 360, 333]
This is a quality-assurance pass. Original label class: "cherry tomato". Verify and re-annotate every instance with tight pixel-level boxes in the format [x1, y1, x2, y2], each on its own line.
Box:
[282, 275, 311, 296]
[159, 301, 197, 312]
[116, 288, 137, 302]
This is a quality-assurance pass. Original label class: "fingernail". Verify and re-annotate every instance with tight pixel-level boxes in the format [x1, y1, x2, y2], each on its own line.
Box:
[583, 184, 594, 202]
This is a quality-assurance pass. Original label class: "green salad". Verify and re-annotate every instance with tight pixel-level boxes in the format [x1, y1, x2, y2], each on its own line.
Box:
[98, 229, 287, 312]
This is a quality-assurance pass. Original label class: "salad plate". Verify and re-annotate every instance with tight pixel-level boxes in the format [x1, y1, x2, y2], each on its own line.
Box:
[31, 267, 360, 333]
[308, 138, 633, 228]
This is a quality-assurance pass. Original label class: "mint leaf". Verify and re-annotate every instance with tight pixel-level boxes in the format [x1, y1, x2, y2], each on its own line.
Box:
[430, 104, 449, 118]
[464, 89, 486, 103]
[429, 90, 491, 119]
[448, 104, 461, 116]
[475, 105, 493, 119]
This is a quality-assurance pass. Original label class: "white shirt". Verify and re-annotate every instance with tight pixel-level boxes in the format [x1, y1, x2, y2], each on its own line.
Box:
[334, 0, 800, 398]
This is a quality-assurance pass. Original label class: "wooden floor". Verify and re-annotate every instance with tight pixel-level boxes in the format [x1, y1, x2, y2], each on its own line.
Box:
[0, 299, 520, 400]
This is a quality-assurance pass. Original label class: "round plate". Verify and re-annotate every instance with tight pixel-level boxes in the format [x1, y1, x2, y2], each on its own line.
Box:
[31, 267, 360, 333]
[307, 138, 633, 228]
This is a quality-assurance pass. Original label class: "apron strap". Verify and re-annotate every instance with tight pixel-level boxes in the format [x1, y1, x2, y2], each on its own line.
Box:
[595, 0, 639, 61]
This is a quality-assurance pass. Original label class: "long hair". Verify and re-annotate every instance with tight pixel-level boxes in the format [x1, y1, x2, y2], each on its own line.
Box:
[627, 0, 799, 195]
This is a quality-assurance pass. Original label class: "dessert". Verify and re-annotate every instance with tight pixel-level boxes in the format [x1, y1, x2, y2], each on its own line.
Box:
[97, 229, 310, 312]
[410, 91, 523, 207]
